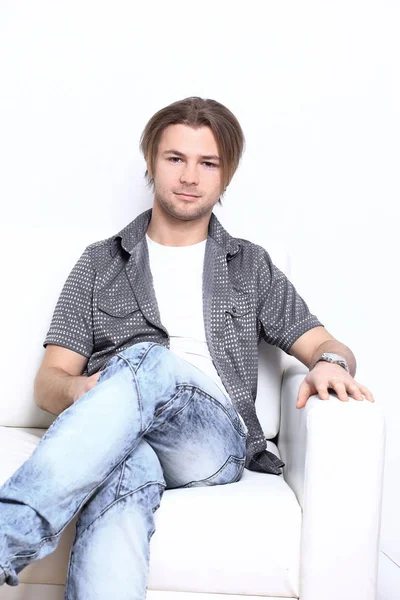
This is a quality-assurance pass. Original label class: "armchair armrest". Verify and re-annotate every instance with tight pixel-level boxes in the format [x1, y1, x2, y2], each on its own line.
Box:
[278, 363, 386, 600]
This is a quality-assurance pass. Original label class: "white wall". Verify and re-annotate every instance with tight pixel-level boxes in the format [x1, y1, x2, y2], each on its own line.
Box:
[1, 0, 399, 593]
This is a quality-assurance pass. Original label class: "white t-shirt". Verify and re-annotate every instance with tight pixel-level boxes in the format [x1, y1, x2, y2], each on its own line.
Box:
[146, 234, 246, 431]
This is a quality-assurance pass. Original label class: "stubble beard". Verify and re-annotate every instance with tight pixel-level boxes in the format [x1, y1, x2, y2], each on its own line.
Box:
[154, 186, 218, 222]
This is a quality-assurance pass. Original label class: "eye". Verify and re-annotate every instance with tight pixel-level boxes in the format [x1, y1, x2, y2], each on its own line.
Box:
[168, 157, 182, 163]
[203, 162, 218, 168]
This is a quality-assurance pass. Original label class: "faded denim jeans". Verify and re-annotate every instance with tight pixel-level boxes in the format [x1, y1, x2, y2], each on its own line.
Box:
[0, 342, 248, 599]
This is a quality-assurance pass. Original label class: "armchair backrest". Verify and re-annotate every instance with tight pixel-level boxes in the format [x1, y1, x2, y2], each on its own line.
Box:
[0, 226, 289, 437]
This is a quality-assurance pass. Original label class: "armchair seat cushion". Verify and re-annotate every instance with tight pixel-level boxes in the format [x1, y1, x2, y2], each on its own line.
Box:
[0, 427, 301, 598]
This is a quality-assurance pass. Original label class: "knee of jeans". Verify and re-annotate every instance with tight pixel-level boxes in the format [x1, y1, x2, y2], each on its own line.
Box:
[74, 440, 166, 540]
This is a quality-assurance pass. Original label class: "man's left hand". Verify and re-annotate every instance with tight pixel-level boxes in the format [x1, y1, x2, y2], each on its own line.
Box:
[296, 362, 375, 409]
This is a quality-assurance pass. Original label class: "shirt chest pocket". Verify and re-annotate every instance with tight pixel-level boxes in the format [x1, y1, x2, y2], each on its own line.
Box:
[97, 291, 141, 318]
[224, 292, 254, 351]
[95, 291, 143, 350]
[225, 292, 252, 318]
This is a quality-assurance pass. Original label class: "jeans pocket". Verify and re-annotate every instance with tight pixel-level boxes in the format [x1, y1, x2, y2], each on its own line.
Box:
[182, 455, 246, 488]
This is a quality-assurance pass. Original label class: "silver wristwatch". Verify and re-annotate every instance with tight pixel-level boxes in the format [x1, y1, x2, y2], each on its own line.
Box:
[315, 352, 350, 373]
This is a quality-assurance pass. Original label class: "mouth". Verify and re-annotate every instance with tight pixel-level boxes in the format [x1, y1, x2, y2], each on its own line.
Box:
[174, 192, 201, 199]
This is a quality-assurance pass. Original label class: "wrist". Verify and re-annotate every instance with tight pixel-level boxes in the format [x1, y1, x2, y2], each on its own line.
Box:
[312, 352, 350, 373]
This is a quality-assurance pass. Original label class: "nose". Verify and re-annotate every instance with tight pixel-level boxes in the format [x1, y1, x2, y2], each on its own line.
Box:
[179, 162, 199, 186]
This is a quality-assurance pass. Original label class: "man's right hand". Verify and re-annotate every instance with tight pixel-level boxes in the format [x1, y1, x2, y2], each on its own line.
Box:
[72, 372, 102, 403]
[35, 346, 104, 416]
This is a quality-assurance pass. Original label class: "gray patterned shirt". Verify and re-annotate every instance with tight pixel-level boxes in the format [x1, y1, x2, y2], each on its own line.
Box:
[44, 209, 322, 475]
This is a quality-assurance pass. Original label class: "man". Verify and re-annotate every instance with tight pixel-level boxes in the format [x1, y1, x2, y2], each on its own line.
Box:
[0, 97, 373, 597]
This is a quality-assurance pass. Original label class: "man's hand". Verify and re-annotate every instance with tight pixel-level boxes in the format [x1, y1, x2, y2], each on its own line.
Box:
[72, 371, 102, 403]
[296, 362, 375, 409]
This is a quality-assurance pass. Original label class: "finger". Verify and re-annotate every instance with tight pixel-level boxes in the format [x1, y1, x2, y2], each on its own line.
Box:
[355, 383, 375, 403]
[87, 372, 101, 390]
[315, 382, 330, 401]
[348, 383, 364, 401]
[329, 380, 349, 402]
[296, 381, 312, 409]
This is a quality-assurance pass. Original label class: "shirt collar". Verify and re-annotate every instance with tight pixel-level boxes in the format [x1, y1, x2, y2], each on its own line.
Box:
[110, 208, 241, 259]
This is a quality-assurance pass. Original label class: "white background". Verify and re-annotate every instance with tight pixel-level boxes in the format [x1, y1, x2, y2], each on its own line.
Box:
[1, 1, 399, 596]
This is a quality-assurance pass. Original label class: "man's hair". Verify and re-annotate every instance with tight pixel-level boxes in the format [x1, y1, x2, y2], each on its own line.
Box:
[139, 97, 245, 202]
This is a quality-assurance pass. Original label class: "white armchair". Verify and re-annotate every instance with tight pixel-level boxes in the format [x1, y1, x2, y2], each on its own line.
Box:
[0, 228, 386, 600]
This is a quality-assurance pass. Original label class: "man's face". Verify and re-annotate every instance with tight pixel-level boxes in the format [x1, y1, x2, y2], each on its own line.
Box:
[150, 124, 223, 222]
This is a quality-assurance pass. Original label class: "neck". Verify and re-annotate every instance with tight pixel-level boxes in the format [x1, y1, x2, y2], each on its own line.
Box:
[146, 201, 211, 246]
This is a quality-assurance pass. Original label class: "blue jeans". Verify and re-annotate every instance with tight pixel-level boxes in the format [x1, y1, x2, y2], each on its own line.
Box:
[0, 342, 248, 598]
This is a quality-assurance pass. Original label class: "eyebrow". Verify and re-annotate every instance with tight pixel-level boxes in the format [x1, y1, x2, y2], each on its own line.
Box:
[163, 149, 220, 162]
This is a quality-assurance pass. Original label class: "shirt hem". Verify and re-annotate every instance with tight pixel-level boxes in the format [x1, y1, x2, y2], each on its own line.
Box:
[43, 338, 92, 358]
[278, 317, 324, 353]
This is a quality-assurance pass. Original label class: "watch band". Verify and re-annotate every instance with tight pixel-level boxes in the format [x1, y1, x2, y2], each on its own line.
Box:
[315, 352, 350, 373]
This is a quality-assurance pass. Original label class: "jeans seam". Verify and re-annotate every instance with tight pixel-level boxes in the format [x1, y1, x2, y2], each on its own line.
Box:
[117, 342, 159, 374]
[115, 460, 126, 499]
[231, 461, 246, 483]
[153, 385, 187, 418]
[168, 384, 246, 438]
[134, 342, 161, 372]
[74, 480, 166, 541]
[169, 389, 195, 418]
[182, 454, 245, 488]
[116, 354, 144, 434]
